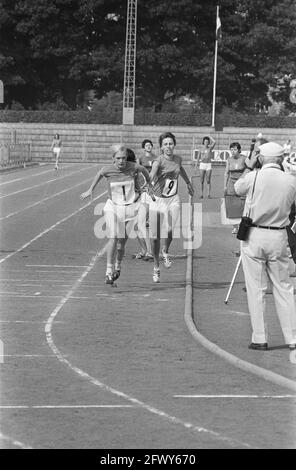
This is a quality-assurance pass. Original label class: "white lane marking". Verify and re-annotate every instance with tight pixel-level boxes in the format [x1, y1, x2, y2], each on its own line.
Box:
[0, 191, 106, 265]
[0, 165, 94, 199]
[26, 265, 89, 268]
[0, 405, 134, 409]
[0, 321, 65, 324]
[224, 310, 250, 317]
[0, 432, 32, 449]
[44, 253, 253, 449]
[185, 246, 296, 394]
[0, 279, 77, 282]
[34, 270, 88, 273]
[21, 284, 72, 287]
[174, 395, 296, 399]
[0, 164, 78, 186]
[0, 291, 28, 295]
[0, 177, 93, 220]
[0, 177, 23, 186]
[3, 355, 63, 357]
[0, 294, 97, 299]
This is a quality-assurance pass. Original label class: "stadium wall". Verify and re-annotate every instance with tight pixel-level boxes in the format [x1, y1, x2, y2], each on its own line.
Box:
[0, 123, 295, 165]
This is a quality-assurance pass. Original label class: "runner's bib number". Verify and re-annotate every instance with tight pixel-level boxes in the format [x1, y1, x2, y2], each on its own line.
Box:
[110, 180, 135, 205]
[162, 178, 178, 197]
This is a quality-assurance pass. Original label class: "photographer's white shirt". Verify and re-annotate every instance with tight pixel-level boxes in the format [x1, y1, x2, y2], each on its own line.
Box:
[234, 163, 296, 228]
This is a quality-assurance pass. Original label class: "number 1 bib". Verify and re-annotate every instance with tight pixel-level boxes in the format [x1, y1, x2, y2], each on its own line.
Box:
[110, 180, 135, 205]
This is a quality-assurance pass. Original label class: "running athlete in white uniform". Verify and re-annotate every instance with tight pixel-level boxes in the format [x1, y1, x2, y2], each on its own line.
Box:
[149, 132, 194, 283]
[51, 133, 62, 170]
[134, 139, 158, 260]
[80, 144, 153, 285]
[194, 135, 216, 198]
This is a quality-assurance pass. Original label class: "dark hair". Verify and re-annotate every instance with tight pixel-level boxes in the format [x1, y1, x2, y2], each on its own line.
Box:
[141, 139, 153, 149]
[202, 136, 210, 144]
[159, 132, 176, 147]
[230, 142, 241, 152]
[126, 148, 136, 162]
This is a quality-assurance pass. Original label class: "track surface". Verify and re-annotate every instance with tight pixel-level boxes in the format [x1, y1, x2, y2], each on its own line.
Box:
[0, 163, 295, 449]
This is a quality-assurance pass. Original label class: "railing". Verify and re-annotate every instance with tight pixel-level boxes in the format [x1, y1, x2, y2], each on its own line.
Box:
[191, 149, 233, 164]
[0, 142, 32, 168]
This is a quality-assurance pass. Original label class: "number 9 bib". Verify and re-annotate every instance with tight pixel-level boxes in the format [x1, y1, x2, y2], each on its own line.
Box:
[110, 180, 135, 205]
[162, 179, 178, 197]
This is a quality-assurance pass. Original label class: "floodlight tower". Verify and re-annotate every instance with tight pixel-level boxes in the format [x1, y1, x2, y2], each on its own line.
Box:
[122, 0, 137, 125]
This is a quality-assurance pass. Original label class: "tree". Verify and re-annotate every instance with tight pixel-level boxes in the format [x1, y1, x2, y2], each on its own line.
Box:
[0, 0, 295, 111]
[0, 0, 99, 108]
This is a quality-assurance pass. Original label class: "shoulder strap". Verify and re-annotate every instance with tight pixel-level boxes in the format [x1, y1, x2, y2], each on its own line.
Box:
[246, 170, 258, 217]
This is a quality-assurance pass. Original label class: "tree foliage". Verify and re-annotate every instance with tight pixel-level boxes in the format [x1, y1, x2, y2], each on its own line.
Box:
[0, 0, 295, 111]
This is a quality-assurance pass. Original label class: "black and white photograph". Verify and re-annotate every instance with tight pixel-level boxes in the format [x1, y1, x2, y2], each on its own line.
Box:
[0, 0, 296, 454]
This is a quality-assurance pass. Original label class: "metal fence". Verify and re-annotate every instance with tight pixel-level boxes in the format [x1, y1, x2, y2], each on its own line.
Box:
[0, 142, 32, 168]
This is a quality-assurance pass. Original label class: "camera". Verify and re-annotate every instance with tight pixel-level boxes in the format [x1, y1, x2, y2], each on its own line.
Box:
[237, 216, 253, 241]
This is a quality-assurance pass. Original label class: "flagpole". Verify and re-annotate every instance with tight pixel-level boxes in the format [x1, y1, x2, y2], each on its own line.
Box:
[211, 5, 219, 128]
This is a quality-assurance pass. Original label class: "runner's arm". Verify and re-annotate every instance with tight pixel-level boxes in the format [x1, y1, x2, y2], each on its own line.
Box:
[180, 166, 194, 197]
[194, 150, 201, 170]
[80, 169, 104, 200]
[209, 136, 216, 150]
[149, 160, 160, 183]
[137, 164, 155, 200]
[224, 160, 229, 195]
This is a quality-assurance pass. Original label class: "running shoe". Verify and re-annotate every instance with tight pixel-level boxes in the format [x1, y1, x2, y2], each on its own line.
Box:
[143, 252, 153, 261]
[162, 249, 172, 268]
[152, 268, 160, 283]
[105, 273, 114, 285]
[112, 269, 121, 281]
[133, 251, 146, 259]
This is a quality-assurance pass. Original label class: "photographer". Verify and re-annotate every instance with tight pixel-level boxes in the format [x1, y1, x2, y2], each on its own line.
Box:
[234, 142, 296, 351]
[245, 134, 268, 171]
[284, 157, 296, 276]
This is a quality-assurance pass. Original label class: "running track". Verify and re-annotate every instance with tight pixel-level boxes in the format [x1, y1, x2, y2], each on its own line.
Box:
[0, 163, 295, 449]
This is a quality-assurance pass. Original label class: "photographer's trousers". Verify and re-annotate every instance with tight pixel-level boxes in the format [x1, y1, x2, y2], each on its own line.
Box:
[241, 227, 296, 344]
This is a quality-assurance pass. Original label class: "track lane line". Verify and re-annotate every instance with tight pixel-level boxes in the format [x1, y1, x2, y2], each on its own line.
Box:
[184, 194, 296, 393]
[44, 250, 253, 449]
[0, 164, 79, 186]
[0, 177, 93, 221]
[174, 394, 296, 399]
[0, 165, 95, 199]
[0, 405, 134, 409]
[0, 432, 32, 449]
[0, 191, 106, 265]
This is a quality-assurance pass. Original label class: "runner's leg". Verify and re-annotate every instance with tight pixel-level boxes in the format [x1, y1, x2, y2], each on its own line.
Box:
[206, 169, 212, 197]
[200, 169, 205, 198]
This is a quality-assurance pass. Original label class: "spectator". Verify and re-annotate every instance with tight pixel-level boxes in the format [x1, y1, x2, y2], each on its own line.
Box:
[51, 133, 62, 170]
[223, 142, 246, 234]
[283, 138, 292, 157]
[194, 135, 216, 198]
[234, 142, 296, 351]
